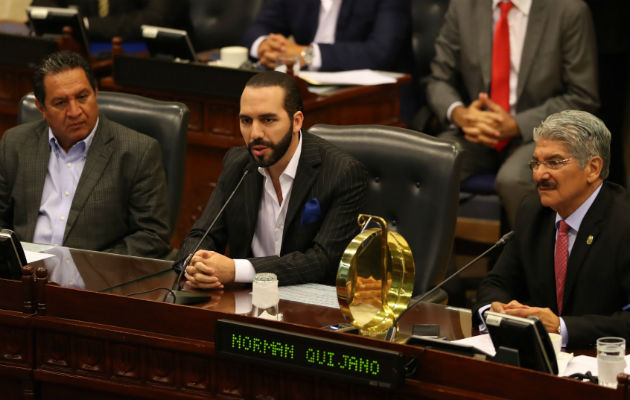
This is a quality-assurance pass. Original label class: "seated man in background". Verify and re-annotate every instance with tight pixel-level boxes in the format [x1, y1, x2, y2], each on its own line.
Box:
[474, 110, 630, 348]
[427, 0, 600, 227]
[0, 50, 171, 258]
[242, 0, 412, 72]
[177, 71, 367, 288]
[29, 0, 187, 41]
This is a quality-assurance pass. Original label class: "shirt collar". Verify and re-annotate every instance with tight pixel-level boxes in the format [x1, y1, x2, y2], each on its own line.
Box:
[257, 130, 303, 181]
[48, 117, 99, 155]
[555, 182, 603, 232]
[493, 0, 532, 15]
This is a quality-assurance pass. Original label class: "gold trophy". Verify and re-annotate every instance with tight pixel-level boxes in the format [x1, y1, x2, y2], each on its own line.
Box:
[336, 214, 414, 338]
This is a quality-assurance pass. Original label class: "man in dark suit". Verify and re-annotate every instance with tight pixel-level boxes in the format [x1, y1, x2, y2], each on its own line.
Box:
[177, 71, 368, 288]
[427, 0, 600, 226]
[0, 51, 171, 258]
[241, 0, 412, 73]
[474, 110, 630, 348]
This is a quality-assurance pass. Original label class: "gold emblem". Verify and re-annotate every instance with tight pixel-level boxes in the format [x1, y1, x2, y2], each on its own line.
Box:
[586, 235, 593, 245]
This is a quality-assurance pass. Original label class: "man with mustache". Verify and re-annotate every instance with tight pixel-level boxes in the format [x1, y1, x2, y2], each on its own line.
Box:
[474, 110, 630, 348]
[176, 71, 367, 288]
[0, 51, 171, 258]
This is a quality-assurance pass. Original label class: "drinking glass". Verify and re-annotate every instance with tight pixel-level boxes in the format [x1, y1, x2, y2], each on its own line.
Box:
[251, 272, 279, 320]
[597, 337, 626, 388]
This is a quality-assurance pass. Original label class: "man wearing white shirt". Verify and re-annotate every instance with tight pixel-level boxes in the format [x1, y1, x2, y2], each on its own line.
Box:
[427, 0, 599, 227]
[241, 0, 412, 73]
[176, 71, 367, 288]
[473, 110, 630, 349]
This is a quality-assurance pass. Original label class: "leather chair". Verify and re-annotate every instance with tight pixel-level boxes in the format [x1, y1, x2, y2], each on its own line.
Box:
[18, 91, 189, 239]
[309, 124, 463, 296]
[188, 0, 264, 51]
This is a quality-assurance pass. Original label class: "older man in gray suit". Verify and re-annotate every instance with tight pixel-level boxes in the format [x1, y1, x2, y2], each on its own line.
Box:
[0, 51, 171, 258]
[427, 0, 599, 226]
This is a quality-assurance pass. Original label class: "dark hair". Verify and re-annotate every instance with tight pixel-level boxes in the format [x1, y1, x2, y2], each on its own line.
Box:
[32, 51, 96, 105]
[244, 71, 303, 116]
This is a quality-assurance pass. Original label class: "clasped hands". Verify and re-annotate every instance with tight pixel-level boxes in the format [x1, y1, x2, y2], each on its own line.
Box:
[491, 300, 561, 334]
[451, 93, 520, 148]
[257, 33, 307, 69]
[184, 250, 235, 290]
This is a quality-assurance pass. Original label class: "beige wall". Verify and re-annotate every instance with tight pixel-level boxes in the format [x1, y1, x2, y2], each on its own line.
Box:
[0, 0, 31, 22]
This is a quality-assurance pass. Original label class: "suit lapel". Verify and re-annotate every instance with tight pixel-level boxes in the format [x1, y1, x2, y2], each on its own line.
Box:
[537, 210, 559, 312]
[335, 0, 355, 39]
[283, 134, 321, 241]
[517, 0, 548, 101]
[64, 116, 113, 241]
[240, 162, 264, 252]
[24, 123, 52, 239]
[478, 0, 494, 91]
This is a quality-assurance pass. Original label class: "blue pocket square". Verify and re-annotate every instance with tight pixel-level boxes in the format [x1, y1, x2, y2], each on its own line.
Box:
[300, 197, 322, 225]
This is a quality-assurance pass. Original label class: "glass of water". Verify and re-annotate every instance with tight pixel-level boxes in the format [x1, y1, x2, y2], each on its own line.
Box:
[251, 273, 280, 320]
[597, 337, 626, 388]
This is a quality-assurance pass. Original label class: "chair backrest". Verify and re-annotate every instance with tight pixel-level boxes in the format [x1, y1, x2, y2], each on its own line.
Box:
[18, 91, 189, 238]
[188, 0, 264, 51]
[309, 124, 463, 295]
[411, 0, 450, 83]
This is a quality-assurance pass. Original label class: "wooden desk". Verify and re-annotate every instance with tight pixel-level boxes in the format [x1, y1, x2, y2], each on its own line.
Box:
[1, 247, 629, 399]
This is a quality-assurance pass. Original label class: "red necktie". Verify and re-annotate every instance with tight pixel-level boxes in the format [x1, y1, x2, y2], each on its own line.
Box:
[491, 1, 513, 152]
[554, 220, 570, 315]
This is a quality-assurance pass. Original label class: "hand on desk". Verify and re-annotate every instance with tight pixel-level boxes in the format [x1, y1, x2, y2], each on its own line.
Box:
[452, 93, 520, 148]
[184, 250, 235, 289]
[257, 33, 306, 69]
[491, 300, 561, 333]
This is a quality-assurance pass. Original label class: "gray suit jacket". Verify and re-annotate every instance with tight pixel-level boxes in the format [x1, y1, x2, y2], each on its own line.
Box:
[0, 115, 171, 258]
[427, 0, 600, 141]
[176, 132, 368, 285]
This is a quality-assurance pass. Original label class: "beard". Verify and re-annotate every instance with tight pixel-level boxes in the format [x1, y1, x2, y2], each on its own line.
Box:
[247, 121, 294, 168]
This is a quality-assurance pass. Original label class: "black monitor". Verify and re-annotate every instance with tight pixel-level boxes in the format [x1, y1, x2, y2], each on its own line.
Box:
[26, 6, 90, 56]
[141, 25, 197, 62]
[0, 229, 27, 280]
[485, 311, 558, 374]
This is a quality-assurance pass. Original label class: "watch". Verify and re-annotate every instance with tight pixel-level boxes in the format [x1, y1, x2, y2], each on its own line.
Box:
[301, 45, 314, 67]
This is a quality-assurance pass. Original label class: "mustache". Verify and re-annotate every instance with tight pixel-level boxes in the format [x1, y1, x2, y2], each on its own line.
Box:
[248, 138, 274, 149]
[537, 180, 557, 189]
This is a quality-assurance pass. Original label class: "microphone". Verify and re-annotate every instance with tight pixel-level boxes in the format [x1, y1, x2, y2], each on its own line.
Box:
[384, 230, 515, 341]
[168, 169, 250, 304]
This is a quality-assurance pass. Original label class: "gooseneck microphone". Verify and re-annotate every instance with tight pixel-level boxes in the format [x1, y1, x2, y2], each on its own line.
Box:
[384, 231, 515, 341]
[168, 169, 250, 304]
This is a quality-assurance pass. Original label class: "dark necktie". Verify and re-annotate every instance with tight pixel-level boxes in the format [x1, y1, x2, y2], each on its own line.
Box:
[491, 1, 513, 152]
[554, 220, 570, 315]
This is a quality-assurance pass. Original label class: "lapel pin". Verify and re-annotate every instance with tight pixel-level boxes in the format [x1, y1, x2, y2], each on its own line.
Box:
[586, 235, 594, 245]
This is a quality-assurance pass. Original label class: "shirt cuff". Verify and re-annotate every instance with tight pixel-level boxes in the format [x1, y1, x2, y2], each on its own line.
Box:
[559, 317, 568, 348]
[307, 43, 322, 71]
[446, 101, 465, 124]
[233, 258, 255, 282]
[250, 35, 268, 59]
[477, 303, 492, 333]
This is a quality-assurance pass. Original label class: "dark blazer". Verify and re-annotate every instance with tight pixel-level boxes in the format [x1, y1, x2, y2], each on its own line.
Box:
[241, 0, 413, 72]
[427, 0, 600, 141]
[0, 115, 171, 258]
[176, 132, 368, 285]
[475, 182, 630, 348]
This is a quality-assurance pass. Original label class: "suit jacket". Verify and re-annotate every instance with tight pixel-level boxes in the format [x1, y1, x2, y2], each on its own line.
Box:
[241, 0, 413, 72]
[427, 0, 600, 141]
[0, 115, 171, 258]
[30, 0, 187, 41]
[475, 182, 630, 348]
[176, 132, 368, 285]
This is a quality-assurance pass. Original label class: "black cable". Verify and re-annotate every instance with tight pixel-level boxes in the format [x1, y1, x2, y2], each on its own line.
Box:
[127, 287, 177, 302]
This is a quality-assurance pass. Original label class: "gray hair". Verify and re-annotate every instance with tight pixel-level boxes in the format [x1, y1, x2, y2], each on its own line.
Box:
[533, 110, 610, 179]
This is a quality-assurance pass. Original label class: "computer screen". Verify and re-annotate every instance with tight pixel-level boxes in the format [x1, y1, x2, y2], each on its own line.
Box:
[27, 6, 90, 56]
[141, 25, 197, 62]
[485, 311, 558, 374]
[0, 229, 27, 280]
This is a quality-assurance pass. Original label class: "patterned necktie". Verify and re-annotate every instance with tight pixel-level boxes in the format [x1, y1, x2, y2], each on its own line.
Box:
[98, 0, 109, 17]
[491, 1, 513, 152]
[554, 220, 570, 315]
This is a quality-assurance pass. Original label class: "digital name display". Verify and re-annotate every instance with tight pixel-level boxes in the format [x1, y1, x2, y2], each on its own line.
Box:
[214, 319, 404, 389]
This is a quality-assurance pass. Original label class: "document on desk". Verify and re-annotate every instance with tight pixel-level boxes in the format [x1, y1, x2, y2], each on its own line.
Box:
[279, 283, 340, 309]
[299, 69, 397, 86]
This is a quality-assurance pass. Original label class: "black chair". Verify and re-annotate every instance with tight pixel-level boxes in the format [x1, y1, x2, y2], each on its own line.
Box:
[18, 91, 189, 239]
[309, 124, 463, 297]
[188, 0, 264, 51]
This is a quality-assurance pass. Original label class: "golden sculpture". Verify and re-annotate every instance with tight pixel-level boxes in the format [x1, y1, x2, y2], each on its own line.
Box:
[336, 214, 414, 337]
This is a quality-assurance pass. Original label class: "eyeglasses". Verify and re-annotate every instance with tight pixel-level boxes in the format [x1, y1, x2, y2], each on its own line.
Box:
[528, 158, 572, 171]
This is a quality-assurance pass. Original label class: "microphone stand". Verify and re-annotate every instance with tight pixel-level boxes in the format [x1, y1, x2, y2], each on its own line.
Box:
[384, 231, 515, 341]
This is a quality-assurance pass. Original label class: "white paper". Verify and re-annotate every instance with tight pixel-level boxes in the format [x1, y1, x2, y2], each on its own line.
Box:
[299, 69, 396, 86]
[25, 250, 55, 263]
[278, 283, 339, 309]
